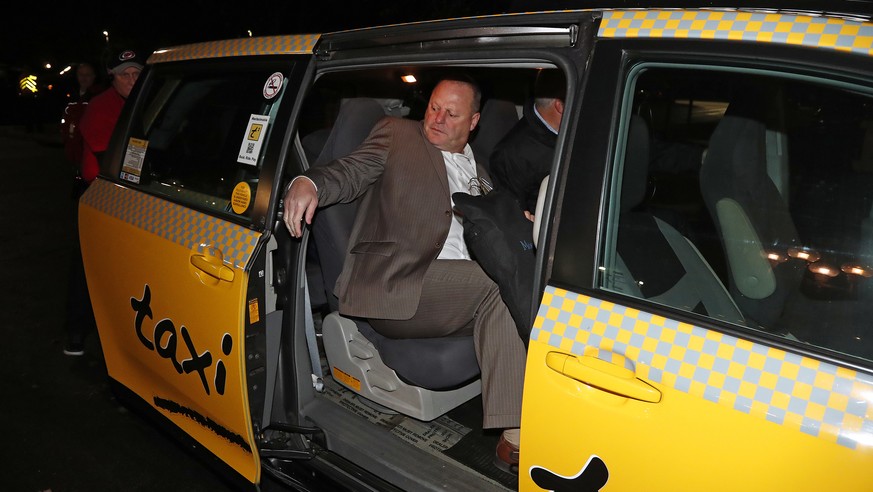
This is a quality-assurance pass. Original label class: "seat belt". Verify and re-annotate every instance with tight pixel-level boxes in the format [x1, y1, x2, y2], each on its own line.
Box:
[303, 276, 324, 393]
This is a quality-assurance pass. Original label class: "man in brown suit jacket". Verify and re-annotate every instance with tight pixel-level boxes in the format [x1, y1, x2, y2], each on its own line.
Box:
[284, 76, 526, 473]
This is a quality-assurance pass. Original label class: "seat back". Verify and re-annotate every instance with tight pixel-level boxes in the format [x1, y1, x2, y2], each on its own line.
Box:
[308, 98, 481, 420]
[471, 98, 519, 170]
[615, 115, 744, 324]
[699, 93, 803, 329]
[303, 99, 386, 311]
[310, 98, 385, 311]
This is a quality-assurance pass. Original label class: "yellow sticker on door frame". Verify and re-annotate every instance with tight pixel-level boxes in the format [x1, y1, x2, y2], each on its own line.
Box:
[231, 182, 252, 215]
[121, 137, 149, 183]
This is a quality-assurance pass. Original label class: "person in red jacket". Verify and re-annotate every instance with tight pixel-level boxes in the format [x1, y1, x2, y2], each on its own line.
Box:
[63, 48, 143, 356]
[78, 49, 143, 184]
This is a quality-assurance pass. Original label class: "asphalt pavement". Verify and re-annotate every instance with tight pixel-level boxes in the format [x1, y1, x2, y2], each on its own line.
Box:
[0, 125, 237, 492]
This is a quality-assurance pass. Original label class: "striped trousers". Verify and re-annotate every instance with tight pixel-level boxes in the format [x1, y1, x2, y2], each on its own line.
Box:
[369, 259, 526, 429]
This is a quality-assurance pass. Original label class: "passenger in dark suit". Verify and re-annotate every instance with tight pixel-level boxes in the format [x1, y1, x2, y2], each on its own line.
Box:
[490, 69, 565, 216]
[283, 75, 526, 473]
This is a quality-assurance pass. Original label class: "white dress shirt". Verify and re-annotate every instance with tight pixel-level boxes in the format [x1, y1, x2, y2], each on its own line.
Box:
[439, 143, 480, 260]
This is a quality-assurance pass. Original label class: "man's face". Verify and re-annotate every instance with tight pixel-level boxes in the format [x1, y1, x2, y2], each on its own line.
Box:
[423, 80, 480, 153]
[76, 65, 96, 90]
[112, 66, 141, 99]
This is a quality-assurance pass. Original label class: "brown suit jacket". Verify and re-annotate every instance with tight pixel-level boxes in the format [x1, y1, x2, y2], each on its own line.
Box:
[306, 116, 490, 320]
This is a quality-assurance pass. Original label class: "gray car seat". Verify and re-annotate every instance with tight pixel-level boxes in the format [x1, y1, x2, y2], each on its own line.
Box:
[310, 98, 482, 421]
[614, 115, 744, 324]
[471, 98, 519, 171]
[699, 92, 804, 330]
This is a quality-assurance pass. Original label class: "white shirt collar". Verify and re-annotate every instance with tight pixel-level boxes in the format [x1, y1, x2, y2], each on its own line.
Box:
[534, 104, 559, 135]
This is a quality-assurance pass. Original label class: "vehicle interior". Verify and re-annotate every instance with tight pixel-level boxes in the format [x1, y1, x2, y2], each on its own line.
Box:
[605, 65, 873, 363]
[268, 59, 873, 489]
[277, 64, 556, 491]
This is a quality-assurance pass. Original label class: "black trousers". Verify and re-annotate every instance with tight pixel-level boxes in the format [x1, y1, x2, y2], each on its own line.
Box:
[64, 199, 95, 346]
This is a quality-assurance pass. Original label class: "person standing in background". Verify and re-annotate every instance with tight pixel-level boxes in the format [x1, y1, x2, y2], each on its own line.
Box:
[79, 49, 143, 184]
[61, 62, 105, 160]
[63, 49, 143, 356]
[61, 62, 105, 196]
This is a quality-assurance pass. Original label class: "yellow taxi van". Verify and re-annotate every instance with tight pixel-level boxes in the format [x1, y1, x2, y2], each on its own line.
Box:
[80, 4, 873, 490]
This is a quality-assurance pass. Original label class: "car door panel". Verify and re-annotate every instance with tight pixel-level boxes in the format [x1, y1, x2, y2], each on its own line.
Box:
[521, 285, 873, 490]
[521, 12, 873, 489]
[77, 49, 307, 484]
[80, 180, 261, 482]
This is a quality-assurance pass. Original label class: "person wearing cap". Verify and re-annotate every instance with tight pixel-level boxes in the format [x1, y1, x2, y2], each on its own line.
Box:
[63, 48, 142, 357]
[78, 49, 143, 184]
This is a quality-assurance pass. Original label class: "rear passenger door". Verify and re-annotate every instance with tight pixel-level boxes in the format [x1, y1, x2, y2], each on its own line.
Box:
[521, 11, 873, 491]
[79, 53, 308, 485]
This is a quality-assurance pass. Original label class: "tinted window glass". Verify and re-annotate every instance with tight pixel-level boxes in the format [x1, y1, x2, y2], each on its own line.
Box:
[602, 65, 873, 362]
[124, 65, 291, 222]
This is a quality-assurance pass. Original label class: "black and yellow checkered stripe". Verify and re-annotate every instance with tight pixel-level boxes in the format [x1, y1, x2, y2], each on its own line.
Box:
[147, 34, 320, 64]
[599, 9, 873, 56]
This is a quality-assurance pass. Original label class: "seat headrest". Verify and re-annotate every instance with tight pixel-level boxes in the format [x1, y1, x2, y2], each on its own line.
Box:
[702, 93, 771, 197]
[470, 98, 519, 161]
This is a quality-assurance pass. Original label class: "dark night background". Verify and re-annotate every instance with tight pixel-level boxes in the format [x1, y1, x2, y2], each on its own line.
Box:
[6, 1, 873, 128]
[1, 1, 568, 127]
[2, 1, 873, 490]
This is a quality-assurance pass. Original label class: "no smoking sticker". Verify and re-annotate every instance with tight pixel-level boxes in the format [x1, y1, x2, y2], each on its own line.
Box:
[263, 72, 284, 100]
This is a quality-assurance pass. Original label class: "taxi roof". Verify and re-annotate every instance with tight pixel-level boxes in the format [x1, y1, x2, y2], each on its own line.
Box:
[145, 6, 873, 65]
[147, 34, 320, 64]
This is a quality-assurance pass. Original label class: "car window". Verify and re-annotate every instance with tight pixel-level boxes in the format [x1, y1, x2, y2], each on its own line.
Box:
[601, 64, 873, 363]
[122, 64, 292, 222]
[295, 65, 550, 180]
